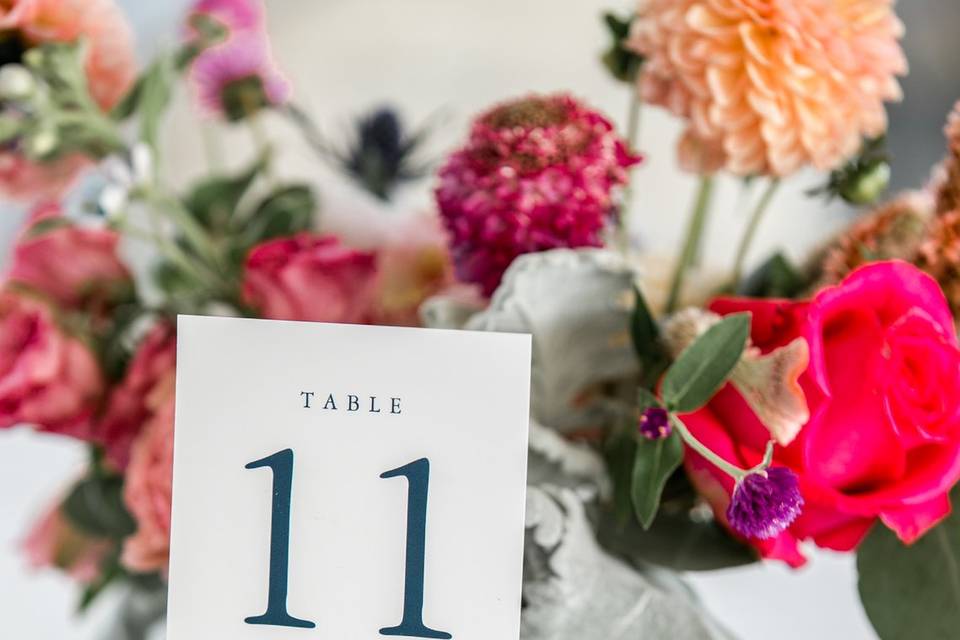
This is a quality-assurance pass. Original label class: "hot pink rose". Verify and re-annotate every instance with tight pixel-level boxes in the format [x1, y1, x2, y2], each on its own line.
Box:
[242, 233, 379, 323]
[9, 206, 131, 311]
[122, 393, 175, 575]
[22, 499, 112, 584]
[0, 291, 103, 437]
[95, 323, 176, 469]
[683, 261, 960, 567]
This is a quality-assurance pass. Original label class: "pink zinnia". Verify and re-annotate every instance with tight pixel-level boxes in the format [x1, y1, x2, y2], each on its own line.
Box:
[189, 32, 289, 120]
[435, 94, 641, 296]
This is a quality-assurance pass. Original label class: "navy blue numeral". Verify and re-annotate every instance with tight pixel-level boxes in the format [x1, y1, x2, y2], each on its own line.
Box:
[380, 458, 452, 639]
[244, 449, 316, 629]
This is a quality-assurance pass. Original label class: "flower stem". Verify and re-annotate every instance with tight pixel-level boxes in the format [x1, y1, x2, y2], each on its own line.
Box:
[616, 91, 644, 254]
[670, 414, 748, 481]
[665, 176, 715, 313]
[731, 178, 780, 285]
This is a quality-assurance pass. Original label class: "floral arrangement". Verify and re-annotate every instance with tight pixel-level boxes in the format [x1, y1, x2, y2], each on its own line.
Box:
[4, 0, 960, 638]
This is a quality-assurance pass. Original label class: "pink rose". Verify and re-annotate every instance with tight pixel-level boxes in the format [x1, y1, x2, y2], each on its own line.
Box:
[95, 323, 176, 469]
[9, 205, 131, 311]
[22, 499, 112, 584]
[683, 261, 960, 567]
[122, 394, 175, 575]
[0, 291, 104, 437]
[242, 233, 379, 323]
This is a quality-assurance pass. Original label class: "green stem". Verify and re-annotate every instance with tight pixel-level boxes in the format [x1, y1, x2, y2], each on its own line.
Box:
[616, 91, 644, 254]
[732, 178, 780, 285]
[670, 415, 749, 481]
[665, 176, 715, 313]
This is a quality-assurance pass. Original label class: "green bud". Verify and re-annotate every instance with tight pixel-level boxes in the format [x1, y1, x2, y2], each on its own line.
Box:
[839, 160, 891, 205]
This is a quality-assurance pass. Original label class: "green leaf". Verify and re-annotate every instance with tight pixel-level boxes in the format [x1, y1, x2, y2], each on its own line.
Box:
[737, 252, 808, 299]
[242, 183, 316, 244]
[631, 429, 683, 530]
[661, 313, 750, 413]
[598, 489, 757, 571]
[184, 159, 263, 231]
[62, 474, 136, 540]
[135, 59, 175, 149]
[857, 491, 960, 640]
[631, 287, 669, 388]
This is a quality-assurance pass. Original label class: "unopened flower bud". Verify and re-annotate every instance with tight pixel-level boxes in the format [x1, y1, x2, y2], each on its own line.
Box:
[638, 406, 671, 440]
[839, 160, 891, 205]
[0, 64, 36, 102]
[26, 128, 58, 159]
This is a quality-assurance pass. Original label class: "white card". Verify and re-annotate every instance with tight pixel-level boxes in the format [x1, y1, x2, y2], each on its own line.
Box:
[167, 316, 531, 639]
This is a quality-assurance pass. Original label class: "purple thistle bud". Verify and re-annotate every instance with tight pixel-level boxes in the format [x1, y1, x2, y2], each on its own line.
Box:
[638, 406, 671, 440]
[726, 467, 803, 540]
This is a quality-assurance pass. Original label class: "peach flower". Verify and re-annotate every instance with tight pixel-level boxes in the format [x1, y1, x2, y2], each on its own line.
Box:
[0, 0, 136, 200]
[121, 383, 175, 575]
[628, 0, 907, 176]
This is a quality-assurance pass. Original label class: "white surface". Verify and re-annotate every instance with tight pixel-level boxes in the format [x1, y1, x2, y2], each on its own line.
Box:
[0, 1, 890, 638]
[169, 316, 530, 639]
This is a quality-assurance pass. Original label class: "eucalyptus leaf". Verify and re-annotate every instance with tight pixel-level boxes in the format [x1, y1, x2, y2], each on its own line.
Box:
[661, 313, 750, 412]
[598, 499, 757, 572]
[631, 430, 683, 530]
[857, 495, 960, 640]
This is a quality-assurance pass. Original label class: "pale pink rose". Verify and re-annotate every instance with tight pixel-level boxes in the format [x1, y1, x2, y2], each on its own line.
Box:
[95, 323, 176, 470]
[242, 233, 379, 324]
[0, 291, 103, 438]
[22, 500, 112, 584]
[9, 204, 131, 310]
[0, 0, 136, 201]
[372, 214, 455, 326]
[121, 393, 175, 575]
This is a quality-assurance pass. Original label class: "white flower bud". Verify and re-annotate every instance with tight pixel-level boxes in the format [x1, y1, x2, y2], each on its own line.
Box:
[0, 64, 36, 101]
[98, 184, 130, 220]
[26, 128, 58, 158]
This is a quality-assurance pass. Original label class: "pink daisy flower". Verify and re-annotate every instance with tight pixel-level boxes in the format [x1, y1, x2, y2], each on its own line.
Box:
[189, 33, 289, 121]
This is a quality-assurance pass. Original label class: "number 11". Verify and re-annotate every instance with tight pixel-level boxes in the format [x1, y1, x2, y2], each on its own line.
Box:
[244, 450, 452, 638]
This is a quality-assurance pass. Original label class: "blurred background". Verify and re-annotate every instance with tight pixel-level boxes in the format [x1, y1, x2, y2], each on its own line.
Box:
[1, 0, 957, 637]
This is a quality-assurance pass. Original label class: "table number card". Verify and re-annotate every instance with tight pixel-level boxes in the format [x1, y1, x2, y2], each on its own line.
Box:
[167, 316, 531, 639]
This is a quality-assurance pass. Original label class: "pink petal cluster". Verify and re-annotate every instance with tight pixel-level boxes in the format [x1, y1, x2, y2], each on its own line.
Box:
[628, 0, 907, 176]
[9, 204, 131, 311]
[0, 0, 136, 201]
[186, 0, 289, 119]
[242, 233, 379, 324]
[122, 392, 175, 575]
[96, 323, 176, 470]
[436, 94, 641, 296]
[0, 291, 103, 437]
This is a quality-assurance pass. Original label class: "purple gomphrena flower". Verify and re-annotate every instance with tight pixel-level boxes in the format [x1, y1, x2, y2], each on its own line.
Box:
[638, 406, 671, 440]
[726, 467, 803, 540]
